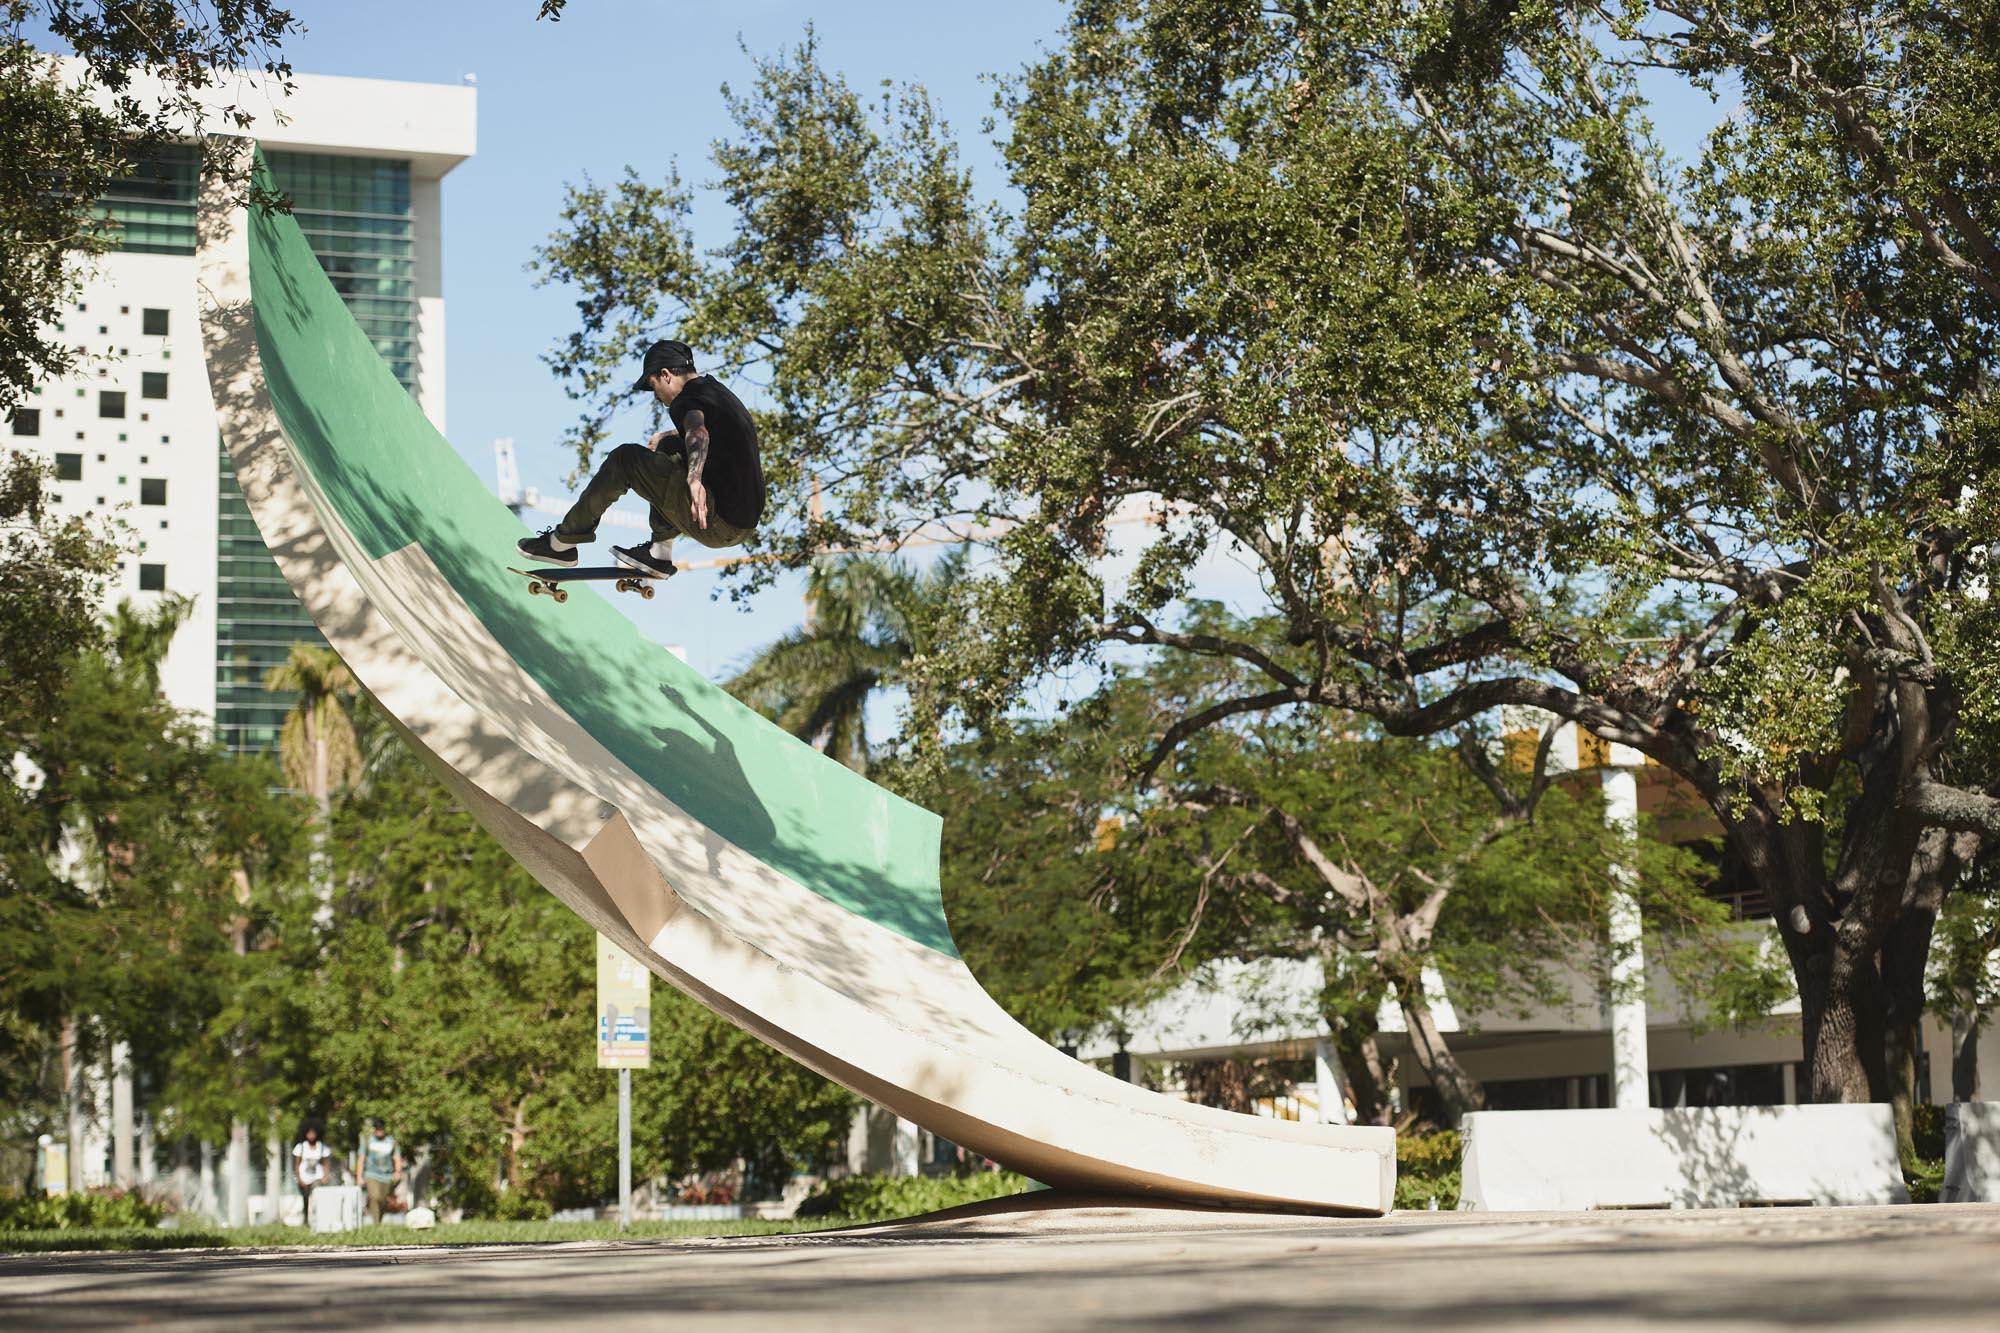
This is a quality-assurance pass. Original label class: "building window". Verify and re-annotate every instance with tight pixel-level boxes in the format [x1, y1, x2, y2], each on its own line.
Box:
[138, 563, 166, 592]
[95, 143, 199, 256]
[55, 453, 83, 481]
[142, 308, 169, 336]
[140, 478, 167, 506]
[142, 372, 168, 399]
[99, 391, 126, 419]
[8, 408, 38, 436]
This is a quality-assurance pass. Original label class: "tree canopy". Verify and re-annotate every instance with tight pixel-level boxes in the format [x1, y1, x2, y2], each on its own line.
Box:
[537, 2, 2000, 1107]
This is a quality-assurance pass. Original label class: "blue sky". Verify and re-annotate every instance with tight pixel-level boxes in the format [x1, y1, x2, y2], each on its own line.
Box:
[270, 0, 1072, 678]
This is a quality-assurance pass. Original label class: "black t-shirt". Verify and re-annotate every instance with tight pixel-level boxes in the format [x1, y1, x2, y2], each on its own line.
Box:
[668, 376, 765, 529]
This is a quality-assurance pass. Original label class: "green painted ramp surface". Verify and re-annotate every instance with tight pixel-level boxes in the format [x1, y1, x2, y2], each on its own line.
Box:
[246, 156, 953, 956]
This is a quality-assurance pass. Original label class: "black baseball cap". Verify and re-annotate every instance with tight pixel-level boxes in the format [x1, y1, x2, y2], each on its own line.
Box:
[631, 339, 696, 393]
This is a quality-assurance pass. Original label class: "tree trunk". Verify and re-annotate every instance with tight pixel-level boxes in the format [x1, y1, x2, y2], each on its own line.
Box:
[1740, 805, 1911, 1106]
[1883, 861, 1948, 1160]
[1319, 958, 1393, 1125]
[61, 1014, 85, 1193]
[1328, 1018, 1393, 1126]
[1395, 978, 1484, 1126]
[1808, 934, 1889, 1104]
[1953, 1009, 1982, 1102]
[506, 1101, 530, 1193]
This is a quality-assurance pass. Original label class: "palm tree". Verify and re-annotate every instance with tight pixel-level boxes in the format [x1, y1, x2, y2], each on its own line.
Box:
[262, 643, 362, 813]
[726, 552, 962, 773]
[107, 594, 194, 694]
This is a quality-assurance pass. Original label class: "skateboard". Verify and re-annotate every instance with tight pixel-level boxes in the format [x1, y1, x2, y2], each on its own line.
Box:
[506, 565, 669, 604]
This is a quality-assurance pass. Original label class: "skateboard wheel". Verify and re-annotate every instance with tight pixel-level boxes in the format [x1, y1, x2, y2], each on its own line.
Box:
[640, 584, 655, 600]
[528, 582, 543, 597]
[552, 588, 569, 603]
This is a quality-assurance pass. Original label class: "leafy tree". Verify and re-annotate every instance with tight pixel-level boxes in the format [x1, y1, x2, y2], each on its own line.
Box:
[301, 736, 851, 1213]
[727, 552, 962, 771]
[536, 7, 2000, 1119]
[0, 450, 118, 749]
[0, 0, 301, 413]
[1, 597, 303, 1160]
[921, 713, 1174, 1041]
[931, 633, 1772, 1127]
[263, 643, 363, 812]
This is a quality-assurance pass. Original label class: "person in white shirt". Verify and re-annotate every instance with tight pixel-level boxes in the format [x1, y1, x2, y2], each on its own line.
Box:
[292, 1122, 331, 1226]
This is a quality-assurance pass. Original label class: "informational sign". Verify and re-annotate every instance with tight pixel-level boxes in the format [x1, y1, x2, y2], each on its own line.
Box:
[596, 934, 652, 1070]
[39, 1137, 68, 1196]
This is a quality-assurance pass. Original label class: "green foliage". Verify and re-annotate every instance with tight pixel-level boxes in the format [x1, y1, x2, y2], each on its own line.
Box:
[794, 1170, 1033, 1221]
[0, 450, 119, 743]
[726, 552, 964, 770]
[921, 707, 1188, 1039]
[1903, 1102, 1947, 1204]
[0, 1, 302, 412]
[1, 596, 305, 1145]
[1394, 1130, 1462, 1211]
[280, 730, 853, 1215]
[0, 1189, 164, 1231]
[538, 2, 2000, 1099]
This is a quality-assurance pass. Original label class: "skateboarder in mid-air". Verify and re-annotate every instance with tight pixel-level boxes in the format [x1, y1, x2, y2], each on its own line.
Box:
[517, 339, 766, 577]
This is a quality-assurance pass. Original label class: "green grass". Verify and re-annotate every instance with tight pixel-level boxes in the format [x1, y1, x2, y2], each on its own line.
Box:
[0, 1216, 854, 1255]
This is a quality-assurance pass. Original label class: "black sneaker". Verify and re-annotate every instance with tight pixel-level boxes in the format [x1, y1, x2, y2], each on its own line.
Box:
[517, 528, 579, 567]
[612, 543, 676, 578]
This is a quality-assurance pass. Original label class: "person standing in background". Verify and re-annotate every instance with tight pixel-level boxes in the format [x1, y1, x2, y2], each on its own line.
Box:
[291, 1121, 331, 1227]
[358, 1117, 404, 1225]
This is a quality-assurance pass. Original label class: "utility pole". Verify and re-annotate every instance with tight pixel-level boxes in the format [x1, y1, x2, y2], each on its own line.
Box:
[618, 1068, 632, 1232]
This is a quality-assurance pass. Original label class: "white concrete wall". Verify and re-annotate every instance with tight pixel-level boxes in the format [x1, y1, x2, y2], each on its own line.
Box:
[1460, 1105, 1909, 1210]
[1944, 1102, 2000, 1202]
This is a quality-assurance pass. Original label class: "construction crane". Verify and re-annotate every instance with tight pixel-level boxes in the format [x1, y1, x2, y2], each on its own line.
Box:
[494, 437, 647, 533]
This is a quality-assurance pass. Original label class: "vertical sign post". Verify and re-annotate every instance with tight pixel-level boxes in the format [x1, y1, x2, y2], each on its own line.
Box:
[597, 935, 651, 1231]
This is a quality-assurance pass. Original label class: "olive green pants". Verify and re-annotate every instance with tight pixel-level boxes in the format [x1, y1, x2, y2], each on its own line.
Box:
[556, 442, 751, 550]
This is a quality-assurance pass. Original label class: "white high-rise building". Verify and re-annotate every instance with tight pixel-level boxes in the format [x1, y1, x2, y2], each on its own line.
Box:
[6, 69, 475, 749]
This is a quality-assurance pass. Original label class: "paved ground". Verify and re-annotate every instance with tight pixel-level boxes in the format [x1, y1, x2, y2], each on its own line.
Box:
[6, 1196, 1999, 1330]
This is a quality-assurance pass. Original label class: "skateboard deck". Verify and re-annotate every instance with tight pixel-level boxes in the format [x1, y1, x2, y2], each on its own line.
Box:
[506, 565, 668, 604]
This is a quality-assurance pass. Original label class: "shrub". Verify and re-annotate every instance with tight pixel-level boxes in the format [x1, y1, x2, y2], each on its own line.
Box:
[1904, 1103, 1947, 1204]
[486, 1191, 553, 1222]
[0, 1190, 166, 1232]
[795, 1170, 1033, 1220]
[1394, 1130, 1462, 1211]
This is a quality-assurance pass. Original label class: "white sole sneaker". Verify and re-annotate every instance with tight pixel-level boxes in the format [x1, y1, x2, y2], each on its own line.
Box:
[612, 547, 675, 578]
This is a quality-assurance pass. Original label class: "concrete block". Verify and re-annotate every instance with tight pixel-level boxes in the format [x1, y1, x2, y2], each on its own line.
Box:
[1943, 1102, 2000, 1203]
[1460, 1105, 1908, 1210]
[309, 1184, 363, 1232]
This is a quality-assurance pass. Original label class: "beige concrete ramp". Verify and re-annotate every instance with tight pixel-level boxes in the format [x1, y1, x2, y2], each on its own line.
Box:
[196, 143, 1394, 1213]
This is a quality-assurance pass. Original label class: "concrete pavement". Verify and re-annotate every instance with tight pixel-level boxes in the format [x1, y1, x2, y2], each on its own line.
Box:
[6, 1196, 1999, 1330]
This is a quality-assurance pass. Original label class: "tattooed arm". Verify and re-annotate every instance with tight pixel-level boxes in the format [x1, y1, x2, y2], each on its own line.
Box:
[681, 408, 710, 529]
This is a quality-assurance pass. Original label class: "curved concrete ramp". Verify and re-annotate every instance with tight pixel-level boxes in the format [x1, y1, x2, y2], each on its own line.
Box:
[196, 144, 1394, 1213]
